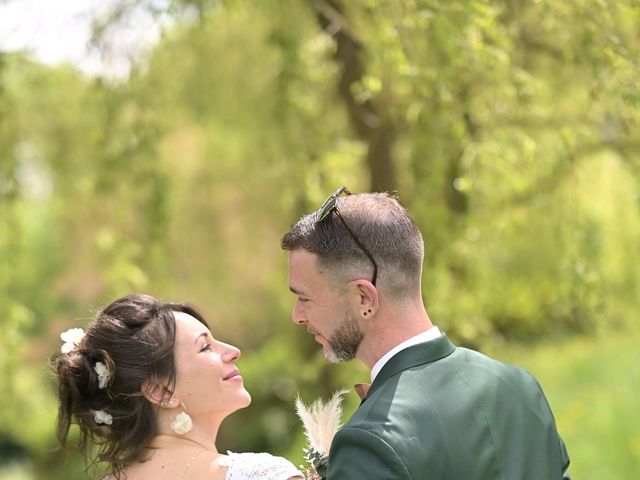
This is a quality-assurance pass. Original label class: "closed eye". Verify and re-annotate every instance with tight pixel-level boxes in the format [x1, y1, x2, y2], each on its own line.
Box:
[199, 343, 212, 352]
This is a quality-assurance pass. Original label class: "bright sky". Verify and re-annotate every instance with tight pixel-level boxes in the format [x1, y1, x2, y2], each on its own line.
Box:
[0, 0, 166, 78]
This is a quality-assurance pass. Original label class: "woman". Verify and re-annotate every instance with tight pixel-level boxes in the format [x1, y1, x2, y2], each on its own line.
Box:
[52, 293, 303, 480]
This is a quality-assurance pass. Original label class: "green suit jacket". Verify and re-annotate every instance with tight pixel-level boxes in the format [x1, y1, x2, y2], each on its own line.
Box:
[325, 334, 571, 479]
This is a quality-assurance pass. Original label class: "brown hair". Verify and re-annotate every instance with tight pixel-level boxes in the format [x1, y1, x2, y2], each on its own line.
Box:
[281, 192, 424, 298]
[51, 293, 208, 477]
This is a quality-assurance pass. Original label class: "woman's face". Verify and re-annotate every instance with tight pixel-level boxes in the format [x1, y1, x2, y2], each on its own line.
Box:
[171, 311, 251, 417]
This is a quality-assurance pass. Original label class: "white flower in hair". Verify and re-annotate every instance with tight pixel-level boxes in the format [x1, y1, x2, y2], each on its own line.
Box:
[170, 411, 193, 435]
[60, 328, 85, 353]
[93, 409, 113, 425]
[94, 362, 110, 389]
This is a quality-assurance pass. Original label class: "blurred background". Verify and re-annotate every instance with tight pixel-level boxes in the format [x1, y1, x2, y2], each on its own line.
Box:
[1, 0, 639, 478]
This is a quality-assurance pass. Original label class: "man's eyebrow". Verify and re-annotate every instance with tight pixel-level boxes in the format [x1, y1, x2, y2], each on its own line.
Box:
[194, 332, 209, 344]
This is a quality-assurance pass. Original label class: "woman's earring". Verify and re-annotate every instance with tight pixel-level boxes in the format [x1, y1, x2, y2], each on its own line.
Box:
[170, 403, 193, 435]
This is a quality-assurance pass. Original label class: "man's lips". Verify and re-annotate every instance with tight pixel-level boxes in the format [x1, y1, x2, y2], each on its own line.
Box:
[309, 330, 325, 343]
[223, 369, 241, 380]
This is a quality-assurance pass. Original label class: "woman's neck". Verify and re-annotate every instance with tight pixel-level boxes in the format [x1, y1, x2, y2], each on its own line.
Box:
[150, 431, 218, 453]
[152, 413, 222, 453]
[150, 411, 221, 453]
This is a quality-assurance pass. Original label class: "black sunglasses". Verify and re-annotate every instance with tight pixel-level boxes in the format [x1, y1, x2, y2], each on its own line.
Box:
[316, 187, 378, 286]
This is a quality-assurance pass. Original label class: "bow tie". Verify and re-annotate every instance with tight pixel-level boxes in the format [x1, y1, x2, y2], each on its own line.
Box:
[354, 383, 371, 400]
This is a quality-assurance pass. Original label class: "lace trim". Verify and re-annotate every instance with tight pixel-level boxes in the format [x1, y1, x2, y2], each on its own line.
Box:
[221, 451, 302, 480]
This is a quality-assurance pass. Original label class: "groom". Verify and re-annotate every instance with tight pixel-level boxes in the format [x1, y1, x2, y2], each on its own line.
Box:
[282, 187, 571, 479]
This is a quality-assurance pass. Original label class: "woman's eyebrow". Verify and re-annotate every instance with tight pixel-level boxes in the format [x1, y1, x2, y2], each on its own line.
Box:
[194, 332, 209, 344]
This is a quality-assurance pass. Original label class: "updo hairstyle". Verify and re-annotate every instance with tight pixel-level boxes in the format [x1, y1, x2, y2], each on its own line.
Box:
[51, 293, 208, 475]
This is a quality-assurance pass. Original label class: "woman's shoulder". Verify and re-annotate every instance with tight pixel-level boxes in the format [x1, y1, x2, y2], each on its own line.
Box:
[221, 451, 302, 480]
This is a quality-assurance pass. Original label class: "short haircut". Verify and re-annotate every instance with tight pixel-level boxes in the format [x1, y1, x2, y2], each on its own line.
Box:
[281, 192, 424, 298]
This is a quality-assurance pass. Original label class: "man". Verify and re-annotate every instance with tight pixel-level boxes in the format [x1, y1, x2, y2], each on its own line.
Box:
[281, 187, 571, 479]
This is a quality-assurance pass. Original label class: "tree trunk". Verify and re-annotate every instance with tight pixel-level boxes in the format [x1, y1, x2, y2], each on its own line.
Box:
[311, 0, 396, 192]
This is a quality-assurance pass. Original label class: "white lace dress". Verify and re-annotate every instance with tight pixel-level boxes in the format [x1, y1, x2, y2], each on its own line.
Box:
[220, 451, 303, 480]
[101, 451, 302, 480]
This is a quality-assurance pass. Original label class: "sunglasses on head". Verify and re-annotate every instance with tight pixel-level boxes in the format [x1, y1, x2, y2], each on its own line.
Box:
[316, 187, 378, 286]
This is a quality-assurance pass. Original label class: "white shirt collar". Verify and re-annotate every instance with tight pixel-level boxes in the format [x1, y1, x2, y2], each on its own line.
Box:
[370, 326, 442, 382]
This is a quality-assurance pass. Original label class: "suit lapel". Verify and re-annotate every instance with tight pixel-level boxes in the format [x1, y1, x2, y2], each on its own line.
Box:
[363, 334, 456, 403]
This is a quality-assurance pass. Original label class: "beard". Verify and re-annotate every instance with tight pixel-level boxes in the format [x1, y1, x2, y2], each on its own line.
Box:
[324, 308, 364, 363]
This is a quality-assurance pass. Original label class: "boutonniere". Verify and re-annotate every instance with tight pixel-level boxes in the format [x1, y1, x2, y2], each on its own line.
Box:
[295, 390, 347, 479]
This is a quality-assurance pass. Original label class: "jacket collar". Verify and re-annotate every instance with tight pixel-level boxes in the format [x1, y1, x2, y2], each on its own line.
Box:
[364, 334, 456, 401]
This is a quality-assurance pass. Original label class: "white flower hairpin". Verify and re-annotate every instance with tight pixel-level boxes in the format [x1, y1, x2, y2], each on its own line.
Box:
[94, 362, 110, 389]
[93, 409, 113, 425]
[60, 328, 85, 353]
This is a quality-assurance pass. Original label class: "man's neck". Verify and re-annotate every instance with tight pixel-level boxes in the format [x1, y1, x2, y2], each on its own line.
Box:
[370, 326, 441, 382]
[357, 301, 433, 369]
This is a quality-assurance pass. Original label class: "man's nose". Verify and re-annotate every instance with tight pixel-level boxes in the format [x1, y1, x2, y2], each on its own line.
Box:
[291, 302, 306, 325]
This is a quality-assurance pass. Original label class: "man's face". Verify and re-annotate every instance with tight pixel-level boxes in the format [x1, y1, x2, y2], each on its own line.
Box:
[287, 249, 363, 362]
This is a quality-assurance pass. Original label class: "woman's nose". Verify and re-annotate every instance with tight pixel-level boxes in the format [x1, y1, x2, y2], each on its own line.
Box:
[222, 342, 241, 362]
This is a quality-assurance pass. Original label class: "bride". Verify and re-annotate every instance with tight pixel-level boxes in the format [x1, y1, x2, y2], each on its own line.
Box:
[52, 293, 303, 480]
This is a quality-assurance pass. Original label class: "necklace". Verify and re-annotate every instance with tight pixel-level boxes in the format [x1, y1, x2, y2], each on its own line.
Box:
[175, 435, 214, 451]
[150, 434, 219, 479]
[181, 449, 209, 480]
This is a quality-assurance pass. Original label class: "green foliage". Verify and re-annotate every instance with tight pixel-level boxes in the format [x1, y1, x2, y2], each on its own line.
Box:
[487, 328, 640, 478]
[0, 0, 639, 477]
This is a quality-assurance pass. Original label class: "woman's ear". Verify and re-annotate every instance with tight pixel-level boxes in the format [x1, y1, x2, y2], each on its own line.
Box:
[142, 380, 176, 408]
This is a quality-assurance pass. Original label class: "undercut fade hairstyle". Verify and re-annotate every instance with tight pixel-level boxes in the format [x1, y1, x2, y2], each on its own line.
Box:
[281, 192, 424, 299]
[51, 293, 208, 479]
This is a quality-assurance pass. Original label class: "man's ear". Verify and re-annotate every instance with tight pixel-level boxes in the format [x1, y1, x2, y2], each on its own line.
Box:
[349, 279, 379, 317]
[142, 380, 177, 408]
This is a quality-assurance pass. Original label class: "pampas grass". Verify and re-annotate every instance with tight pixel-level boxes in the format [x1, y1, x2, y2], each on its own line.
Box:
[295, 389, 348, 457]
